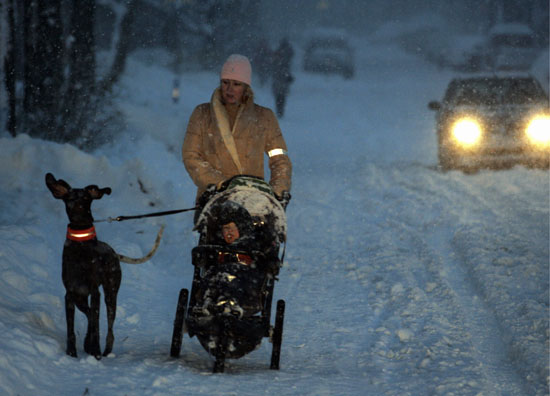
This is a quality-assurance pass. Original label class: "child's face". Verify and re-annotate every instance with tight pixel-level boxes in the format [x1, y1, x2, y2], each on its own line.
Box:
[222, 222, 240, 244]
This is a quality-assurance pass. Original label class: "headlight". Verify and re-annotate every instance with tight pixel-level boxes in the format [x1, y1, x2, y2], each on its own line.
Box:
[525, 115, 550, 148]
[451, 118, 482, 147]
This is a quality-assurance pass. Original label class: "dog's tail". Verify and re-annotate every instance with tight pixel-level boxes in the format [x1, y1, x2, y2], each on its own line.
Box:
[118, 225, 165, 264]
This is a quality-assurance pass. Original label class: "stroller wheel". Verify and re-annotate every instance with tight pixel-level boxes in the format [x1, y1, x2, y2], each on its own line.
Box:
[270, 299, 285, 370]
[213, 319, 229, 373]
[170, 288, 189, 358]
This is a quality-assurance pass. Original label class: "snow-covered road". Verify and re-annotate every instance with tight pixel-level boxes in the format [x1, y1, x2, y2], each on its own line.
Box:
[0, 38, 548, 396]
[282, 42, 548, 395]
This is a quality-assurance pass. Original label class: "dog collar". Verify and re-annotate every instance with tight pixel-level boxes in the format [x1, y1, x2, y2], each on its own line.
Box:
[66, 226, 97, 242]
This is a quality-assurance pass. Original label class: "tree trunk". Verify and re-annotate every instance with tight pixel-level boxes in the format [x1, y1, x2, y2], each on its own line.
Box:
[22, 0, 38, 135]
[37, 0, 64, 140]
[98, 0, 136, 94]
[22, 0, 64, 140]
[63, 0, 96, 143]
[2, 0, 17, 136]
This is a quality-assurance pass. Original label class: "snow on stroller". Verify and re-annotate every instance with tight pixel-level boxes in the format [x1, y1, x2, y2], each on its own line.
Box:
[170, 176, 287, 373]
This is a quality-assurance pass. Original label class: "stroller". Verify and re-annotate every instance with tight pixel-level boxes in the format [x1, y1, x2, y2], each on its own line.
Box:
[170, 176, 287, 373]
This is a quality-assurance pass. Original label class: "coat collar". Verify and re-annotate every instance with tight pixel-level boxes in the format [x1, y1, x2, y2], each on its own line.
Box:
[210, 87, 255, 129]
[210, 87, 256, 174]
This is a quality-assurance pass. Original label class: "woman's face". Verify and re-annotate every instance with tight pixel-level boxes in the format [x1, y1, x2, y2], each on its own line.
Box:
[221, 79, 245, 105]
[222, 222, 240, 244]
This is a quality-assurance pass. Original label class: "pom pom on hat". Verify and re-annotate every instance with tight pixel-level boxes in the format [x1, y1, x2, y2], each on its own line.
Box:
[221, 54, 252, 86]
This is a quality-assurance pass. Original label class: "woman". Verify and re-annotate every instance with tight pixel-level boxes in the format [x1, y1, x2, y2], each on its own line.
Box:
[182, 54, 292, 211]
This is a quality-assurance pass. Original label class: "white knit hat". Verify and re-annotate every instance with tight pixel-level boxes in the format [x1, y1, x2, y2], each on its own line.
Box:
[220, 54, 252, 86]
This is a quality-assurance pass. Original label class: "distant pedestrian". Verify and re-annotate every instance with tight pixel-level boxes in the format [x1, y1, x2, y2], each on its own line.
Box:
[172, 78, 180, 103]
[271, 38, 294, 118]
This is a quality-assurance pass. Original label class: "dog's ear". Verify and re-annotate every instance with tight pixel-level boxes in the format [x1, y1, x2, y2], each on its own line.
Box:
[86, 185, 111, 199]
[45, 173, 71, 199]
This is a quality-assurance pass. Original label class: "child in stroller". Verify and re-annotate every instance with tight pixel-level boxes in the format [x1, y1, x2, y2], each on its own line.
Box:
[195, 200, 271, 318]
[170, 176, 286, 372]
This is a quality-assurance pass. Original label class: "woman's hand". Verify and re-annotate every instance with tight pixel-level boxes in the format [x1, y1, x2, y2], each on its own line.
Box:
[276, 191, 291, 209]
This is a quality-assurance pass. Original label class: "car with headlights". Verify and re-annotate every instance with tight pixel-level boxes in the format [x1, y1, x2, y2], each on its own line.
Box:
[303, 28, 355, 79]
[428, 75, 549, 172]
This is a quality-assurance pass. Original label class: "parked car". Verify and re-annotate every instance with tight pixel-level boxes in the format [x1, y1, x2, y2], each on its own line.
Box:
[447, 34, 492, 72]
[303, 28, 355, 79]
[487, 23, 539, 71]
[428, 75, 550, 172]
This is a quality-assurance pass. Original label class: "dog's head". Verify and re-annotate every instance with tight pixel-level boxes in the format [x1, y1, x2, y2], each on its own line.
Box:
[45, 173, 112, 227]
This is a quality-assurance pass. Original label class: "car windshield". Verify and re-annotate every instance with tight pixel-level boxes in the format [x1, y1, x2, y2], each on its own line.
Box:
[311, 45, 350, 56]
[449, 78, 547, 106]
[308, 38, 349, 50]
[491, 34, 534, 48]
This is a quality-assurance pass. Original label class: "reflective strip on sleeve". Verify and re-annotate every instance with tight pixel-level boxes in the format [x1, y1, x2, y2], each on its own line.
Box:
[267, 148, 288, 158]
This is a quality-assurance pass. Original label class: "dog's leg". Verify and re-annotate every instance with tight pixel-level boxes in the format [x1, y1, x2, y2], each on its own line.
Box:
[103, 290, 118, 356]
[72, 294, 92, 356]
[85, 290, 102, 359]
[65, 293, 77, 357]
[102, 257, 121, 357]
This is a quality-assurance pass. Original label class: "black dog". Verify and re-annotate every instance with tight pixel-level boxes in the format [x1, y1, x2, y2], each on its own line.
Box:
[45, 173, 164, 359]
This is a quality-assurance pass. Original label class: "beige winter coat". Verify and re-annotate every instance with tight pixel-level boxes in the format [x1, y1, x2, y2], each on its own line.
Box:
[182, 87, 292, 201]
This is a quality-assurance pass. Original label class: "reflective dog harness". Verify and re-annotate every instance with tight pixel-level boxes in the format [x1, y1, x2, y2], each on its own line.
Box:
[66, 226, 97, 242]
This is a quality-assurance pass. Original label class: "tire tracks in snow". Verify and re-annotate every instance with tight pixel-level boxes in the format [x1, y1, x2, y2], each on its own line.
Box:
[279, 176, 379, 389]
[347, 162, 534, 394]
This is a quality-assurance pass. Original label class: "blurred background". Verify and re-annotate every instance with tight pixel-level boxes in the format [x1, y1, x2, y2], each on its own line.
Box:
[1, 0, 548, 147]
[92, 0, 549, 70]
